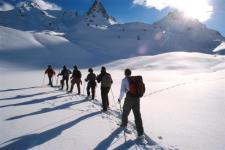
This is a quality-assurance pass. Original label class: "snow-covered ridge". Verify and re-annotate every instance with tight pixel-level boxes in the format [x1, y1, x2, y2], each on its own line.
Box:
[102, 52, 225, 72]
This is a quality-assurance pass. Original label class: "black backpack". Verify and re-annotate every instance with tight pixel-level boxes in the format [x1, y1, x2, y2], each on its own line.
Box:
[128, 76, 145, 98]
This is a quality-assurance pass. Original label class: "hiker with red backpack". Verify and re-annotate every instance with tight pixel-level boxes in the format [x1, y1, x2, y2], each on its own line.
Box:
[85, 68, 97, 100]
[118, 68, 145, 140]
[97, 66, 113, 112]
[45, 65, 56, 87]
[69, 65, 82, 94]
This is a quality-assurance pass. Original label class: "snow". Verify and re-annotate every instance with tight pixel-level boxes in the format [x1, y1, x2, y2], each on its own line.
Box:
[213, 41, 225, 53]
[1, 52, 225, 150]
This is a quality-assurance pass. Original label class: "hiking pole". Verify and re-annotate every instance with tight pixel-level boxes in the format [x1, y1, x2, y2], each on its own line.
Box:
[83, 80, 86, 95]
[55, 75, 59, 87]
[111, 88, 117, 107]
[119, 101, 127, 143]
[55, 70, 60, 88]
[41, 74, 46, 87]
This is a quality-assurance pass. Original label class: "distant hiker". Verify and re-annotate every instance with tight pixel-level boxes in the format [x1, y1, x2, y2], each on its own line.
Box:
[97, 66, 113, 111]
[69, 65, 82, 94]
[57, 65, 72, 90]
[118, 68, 145, 140]
[45, 65, 55, 87]
[85, 68, 97, 100]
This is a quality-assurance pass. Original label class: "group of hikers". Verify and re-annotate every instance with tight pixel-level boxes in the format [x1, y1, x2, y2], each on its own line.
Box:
[45, 65, 145, 140]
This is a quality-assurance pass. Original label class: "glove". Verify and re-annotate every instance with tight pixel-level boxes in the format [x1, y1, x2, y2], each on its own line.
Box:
[118, 99, 121, 103]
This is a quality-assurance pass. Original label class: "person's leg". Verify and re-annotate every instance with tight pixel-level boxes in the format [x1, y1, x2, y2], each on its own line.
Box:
[91, 85, 95, 100]
[48, 76, 51, 85]
[77, 82, 81, 94]
[121, 97, 133, 127]
[101, 87, 107, 111]
[132, 99, 144, 136]
[60, 79, 64, 89]
[105, 87, 110, 108]
[49, 76, 53, 87]
[66, 78, 69, 91]
[87, 84, 91, 96]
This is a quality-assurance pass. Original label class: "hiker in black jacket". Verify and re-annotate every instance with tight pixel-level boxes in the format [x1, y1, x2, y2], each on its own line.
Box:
[69, 65, 82, 94]
[85, 68, 97, 100]
[97, 66, 113, 112]
[57, 65, 71, 90]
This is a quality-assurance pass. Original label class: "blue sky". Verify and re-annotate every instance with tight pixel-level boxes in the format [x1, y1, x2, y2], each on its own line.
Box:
[2, 0, 225, 36]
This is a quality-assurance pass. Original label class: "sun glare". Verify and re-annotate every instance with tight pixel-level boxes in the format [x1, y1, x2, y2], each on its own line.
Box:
[144, 0, 213, 22]
[175, 0, 213, 22]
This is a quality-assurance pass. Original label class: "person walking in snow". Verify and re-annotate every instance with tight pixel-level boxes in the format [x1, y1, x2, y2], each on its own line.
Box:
[57, 65, 71, 91]
[69, 65, 82, 94]
[118, 68, 145, 139]
[45, 65, 55, 87]
[97, 66, 113, 112]
[85, 68, 97, 100]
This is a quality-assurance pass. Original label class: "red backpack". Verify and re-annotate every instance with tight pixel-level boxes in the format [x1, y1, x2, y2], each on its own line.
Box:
[128, 76, 145, 98]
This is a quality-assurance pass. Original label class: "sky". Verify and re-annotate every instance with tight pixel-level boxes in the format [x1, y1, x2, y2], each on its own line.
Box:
[0, 0, 225, 36]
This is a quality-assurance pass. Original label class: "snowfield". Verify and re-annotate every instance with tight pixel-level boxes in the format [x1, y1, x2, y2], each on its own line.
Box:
[1, 52, 225, 150]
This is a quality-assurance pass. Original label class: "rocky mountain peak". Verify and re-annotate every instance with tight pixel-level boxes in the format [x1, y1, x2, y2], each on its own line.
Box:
[86, 0, 109, 19]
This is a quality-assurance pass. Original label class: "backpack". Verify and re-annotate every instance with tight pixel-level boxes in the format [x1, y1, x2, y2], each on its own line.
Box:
[128, 76, 145, 98]
[101, 73, 112, 87]
[88, 73, 96, 81]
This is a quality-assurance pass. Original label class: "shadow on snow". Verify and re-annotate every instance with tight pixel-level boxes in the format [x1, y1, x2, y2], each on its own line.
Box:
[0, 93, 68, 108]
[0, 111, 101, 150]
[6, 98, 89, 121]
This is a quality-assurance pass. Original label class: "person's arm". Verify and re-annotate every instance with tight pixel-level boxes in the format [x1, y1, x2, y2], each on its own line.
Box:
[96, 74, 102, 83]
[45, 68, 48, 74]
[85, 74, 89, 82]
[52, 69, 55, 75]
[58, 70, 63, 76]
[118, 78, 129, 102]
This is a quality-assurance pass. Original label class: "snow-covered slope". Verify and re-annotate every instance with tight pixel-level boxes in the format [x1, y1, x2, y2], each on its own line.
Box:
[0, 0, 225, 69]
[213, 41, 225, 54]
[0, 52, 225, 150]
[102, 52, 225, 72]
[0, 26, 102, 68]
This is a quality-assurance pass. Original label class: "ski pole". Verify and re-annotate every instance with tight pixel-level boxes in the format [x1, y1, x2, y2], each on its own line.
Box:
[55, 75, 59, 87]
[111, 88, 117, 106]
[83, 80, 86, 95]
[41, 74, 46, 87]
[119, 101, 127, 143]
[55, 70, 60, 88]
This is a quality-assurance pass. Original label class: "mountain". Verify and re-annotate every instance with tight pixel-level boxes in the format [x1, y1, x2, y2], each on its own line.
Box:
[86, 0, 116, 25]
[0, 1, 80, 31]
[0, 0, 224, 68]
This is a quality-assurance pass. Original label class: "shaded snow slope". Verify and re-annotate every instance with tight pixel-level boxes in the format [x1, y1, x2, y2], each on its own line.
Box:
[0, 26, 105, 69]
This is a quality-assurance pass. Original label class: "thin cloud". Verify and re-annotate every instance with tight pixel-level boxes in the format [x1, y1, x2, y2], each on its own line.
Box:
[0, 0, 14, 11]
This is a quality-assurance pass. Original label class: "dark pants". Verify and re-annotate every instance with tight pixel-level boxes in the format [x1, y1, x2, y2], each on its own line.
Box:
[70, 82, 81, 94]
[48, 76, 53, 87]
[87, 83, 96, 99]
[61, 77, 69, 90]
[101, 86, 110, 111]
[122, 94, 144, 136]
